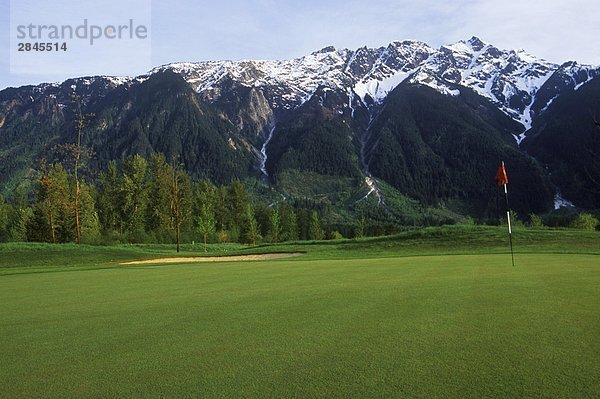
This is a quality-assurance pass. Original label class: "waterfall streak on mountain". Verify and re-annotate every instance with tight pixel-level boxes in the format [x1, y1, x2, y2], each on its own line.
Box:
[260, 123, 276, 177]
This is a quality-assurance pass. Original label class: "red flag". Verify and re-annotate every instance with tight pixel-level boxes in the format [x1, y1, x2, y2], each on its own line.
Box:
[496, 163, 508, 186]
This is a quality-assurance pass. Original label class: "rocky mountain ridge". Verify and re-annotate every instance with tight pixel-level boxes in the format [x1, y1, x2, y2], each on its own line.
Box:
[149, 37, 599, 135]
[1, 37, 599, 215]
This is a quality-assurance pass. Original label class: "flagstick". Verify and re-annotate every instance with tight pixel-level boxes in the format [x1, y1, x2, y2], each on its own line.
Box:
[496, 161, 515, 267]
[504, 183, 515, 267]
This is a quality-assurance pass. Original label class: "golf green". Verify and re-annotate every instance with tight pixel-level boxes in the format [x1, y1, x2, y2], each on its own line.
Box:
[1, 252, 598, 398]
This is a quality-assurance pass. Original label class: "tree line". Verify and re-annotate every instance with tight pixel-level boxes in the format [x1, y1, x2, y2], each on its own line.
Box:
[0, 153, 328, 248]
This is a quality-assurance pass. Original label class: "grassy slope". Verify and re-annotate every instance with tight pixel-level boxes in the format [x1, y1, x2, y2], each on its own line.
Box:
[1, 226, 598, 275]
[0, 226, 599, 398]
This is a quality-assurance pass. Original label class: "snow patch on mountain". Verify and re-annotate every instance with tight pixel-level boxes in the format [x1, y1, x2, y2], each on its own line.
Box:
[574, 74, 594, 90]
[354, 69, 412, 104]
[347, 89, 356, 118]
[554, 193, 574, 209]
[519, 103, 534, 132]
[540, 95, 559, 113]
[26, 37, 597, 132]
[409, 71, 461, 96]
[422, 38, 557, 129]
[154, 37, 578, 130]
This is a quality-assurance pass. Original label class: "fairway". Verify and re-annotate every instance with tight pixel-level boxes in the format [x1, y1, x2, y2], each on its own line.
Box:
[1, 245, 599, 398]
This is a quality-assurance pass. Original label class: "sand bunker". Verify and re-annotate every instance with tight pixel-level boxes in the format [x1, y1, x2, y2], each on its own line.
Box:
[120, 252, 303, 265]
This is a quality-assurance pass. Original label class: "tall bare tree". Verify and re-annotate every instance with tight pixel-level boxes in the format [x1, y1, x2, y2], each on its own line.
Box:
[70, 94, 93, 244]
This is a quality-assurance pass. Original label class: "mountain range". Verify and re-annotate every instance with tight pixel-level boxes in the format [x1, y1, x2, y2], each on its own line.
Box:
[1, 36, 599, 220]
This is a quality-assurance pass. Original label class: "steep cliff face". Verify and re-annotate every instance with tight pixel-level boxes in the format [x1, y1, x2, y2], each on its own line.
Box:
[205, 82, 275, 144]
[0, 71, 256, 191]
[523, 77, 600, 208]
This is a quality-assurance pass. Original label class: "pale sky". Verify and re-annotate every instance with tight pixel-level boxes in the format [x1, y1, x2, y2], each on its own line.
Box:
[1, 0, 599, 89]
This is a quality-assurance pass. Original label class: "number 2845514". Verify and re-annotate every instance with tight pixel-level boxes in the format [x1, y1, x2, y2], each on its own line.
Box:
[17, 42, 67, 51]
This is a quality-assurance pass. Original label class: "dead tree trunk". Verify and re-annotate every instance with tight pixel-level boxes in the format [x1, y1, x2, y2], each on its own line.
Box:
[73, 97, 85, 245]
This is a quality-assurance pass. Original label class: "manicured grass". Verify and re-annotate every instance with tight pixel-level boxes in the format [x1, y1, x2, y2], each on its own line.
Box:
[1, 226, 599, 275]
[0, 227, 599, 397]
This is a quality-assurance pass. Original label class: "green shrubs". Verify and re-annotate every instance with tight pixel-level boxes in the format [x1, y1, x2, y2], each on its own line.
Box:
[529, 213, 543, 228]
[570, 213, 599, 230]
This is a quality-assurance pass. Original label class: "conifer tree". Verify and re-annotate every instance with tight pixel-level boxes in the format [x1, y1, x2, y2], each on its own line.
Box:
[309, 210, 324, 240]
[215, 185, 230, 233]
[14, 207, 33, 242]
[96, 160, 122, 234]
[279, 205, 298, 242]
[77, 180, 101, 244]
[297, 208, 310, 240]
[39, 160, 57, 243]
[269, 208, 280, 243]
[228, 178, 250, 230]
[147, 153, 173, 236]
[9, 185, 32, 242]
[355, 214, 367, 238]
[121, 155, 149, 237]
[0, 195, 9, 242]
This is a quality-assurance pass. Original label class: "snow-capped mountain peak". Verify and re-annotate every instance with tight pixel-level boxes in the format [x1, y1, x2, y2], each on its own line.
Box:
[148, 37, 598, 130]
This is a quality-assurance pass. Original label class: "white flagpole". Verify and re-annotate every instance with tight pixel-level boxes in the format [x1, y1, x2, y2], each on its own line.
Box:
[502, 162, 515, 267]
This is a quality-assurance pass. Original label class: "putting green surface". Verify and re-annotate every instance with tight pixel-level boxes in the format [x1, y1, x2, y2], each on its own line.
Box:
[1, 251, 599, 398]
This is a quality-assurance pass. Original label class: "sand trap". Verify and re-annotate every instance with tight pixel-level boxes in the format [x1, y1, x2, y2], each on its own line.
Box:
[120, 252, 303, 265]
